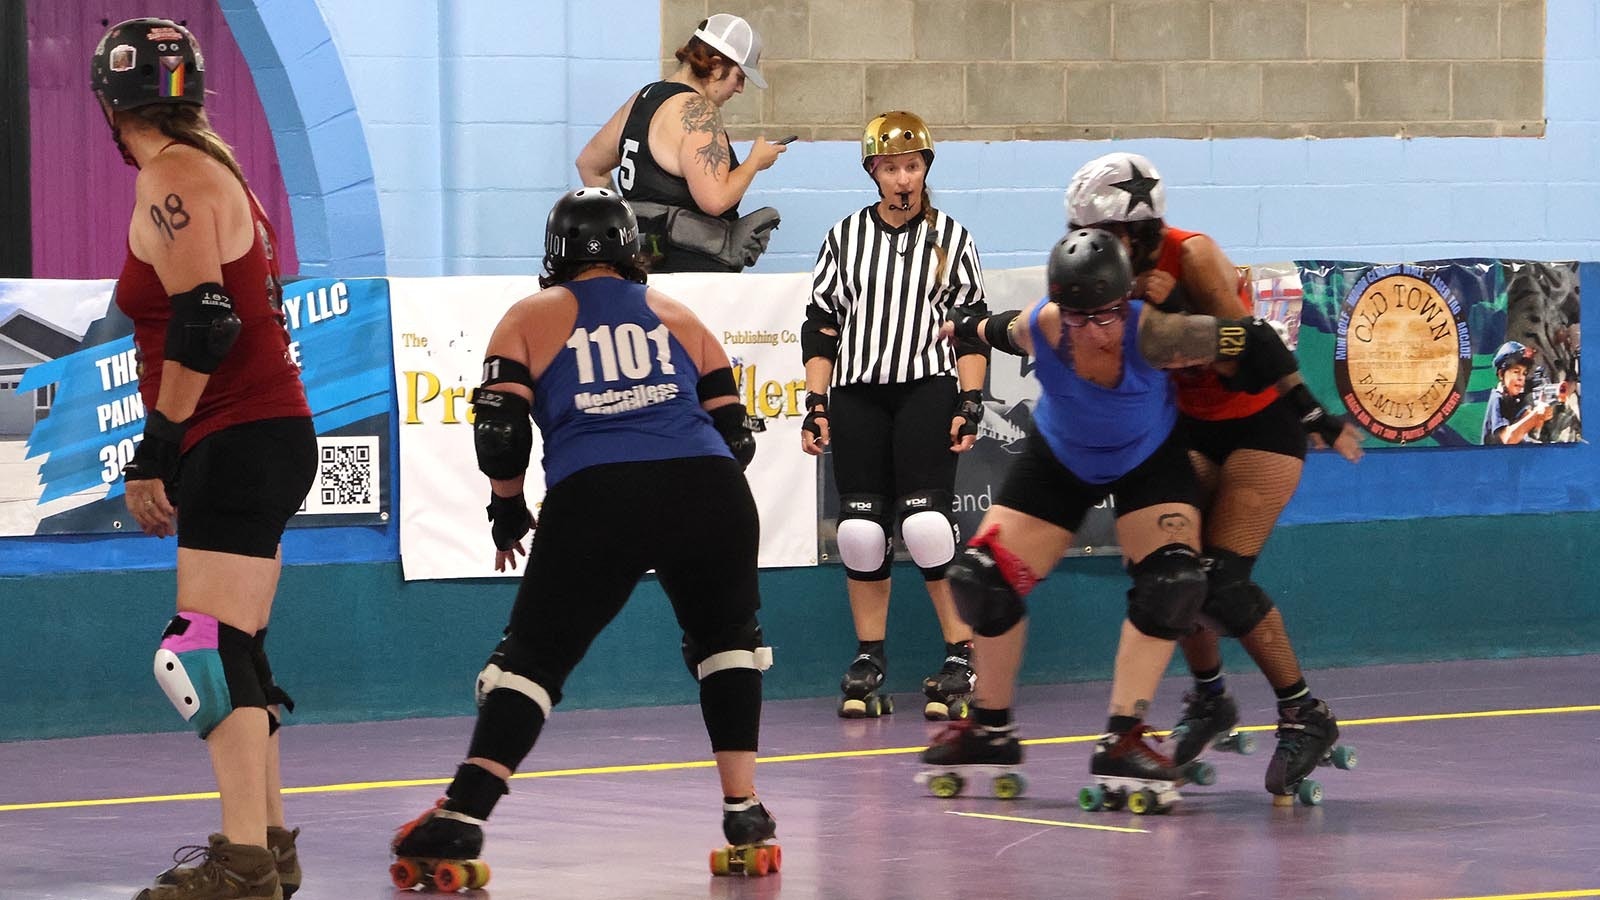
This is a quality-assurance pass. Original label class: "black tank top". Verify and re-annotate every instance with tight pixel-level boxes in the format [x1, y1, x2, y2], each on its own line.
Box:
[619, 81, 741, 223]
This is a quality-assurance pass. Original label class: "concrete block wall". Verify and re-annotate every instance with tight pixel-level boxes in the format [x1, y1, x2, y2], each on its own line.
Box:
[679, 0, 1547, 142]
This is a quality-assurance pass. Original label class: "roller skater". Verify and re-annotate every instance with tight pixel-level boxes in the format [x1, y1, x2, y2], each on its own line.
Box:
[838, 641, 893, 718]
[389, 800, 490, 892]
[1166, 688, 1254, 785]
[710, 798, 782, 877]
[921, 640, 975, 720]
[1079, 724, 1187, 815]
[1265, 699, 1356, 806]
[916, 716, 1025, 799]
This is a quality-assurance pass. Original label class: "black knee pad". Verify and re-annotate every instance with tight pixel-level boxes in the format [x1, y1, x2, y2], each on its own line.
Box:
[250, 629, 296, 736]
[837, 493, 892, 581]
[896, 490, 958, 579]
[470, 632, 555, 770]
[681, 618, 771, 680]
[1201, 549, 1274, 637]
[948, 526, 1036, 638]
[1126, 544, 1207, 640]
[154, 613, 268, 740]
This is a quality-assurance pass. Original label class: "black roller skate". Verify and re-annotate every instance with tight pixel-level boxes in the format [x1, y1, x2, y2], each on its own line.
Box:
[710, 798, 781, 877]
[838, 648, 893, 718]
[1079, 724, 1187, 815]
[921, 641, 976, 721]
[1265, 699, 1357, 807]
[389, 799, 491, 892]
[915, 718, 1026, 799]
[1166, 690, 1254, 785]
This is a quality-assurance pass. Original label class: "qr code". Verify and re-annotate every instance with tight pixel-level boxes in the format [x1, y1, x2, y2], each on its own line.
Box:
[300, 436, 381, 515]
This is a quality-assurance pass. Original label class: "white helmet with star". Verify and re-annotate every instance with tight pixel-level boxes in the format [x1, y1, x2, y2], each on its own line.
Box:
[1065, 152, 1166, 227]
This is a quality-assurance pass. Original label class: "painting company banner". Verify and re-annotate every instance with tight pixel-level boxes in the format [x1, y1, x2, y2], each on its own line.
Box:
[1, 277, 392, 538]
[389, 273, 818, 581]
[1294, 260, 1580, 447]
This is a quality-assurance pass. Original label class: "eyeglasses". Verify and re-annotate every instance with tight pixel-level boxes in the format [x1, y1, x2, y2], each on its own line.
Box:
[1061, 304, 1128, 327]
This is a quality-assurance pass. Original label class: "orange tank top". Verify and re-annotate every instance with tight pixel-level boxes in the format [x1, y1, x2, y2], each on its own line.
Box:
[1154, 227, 1277, 421]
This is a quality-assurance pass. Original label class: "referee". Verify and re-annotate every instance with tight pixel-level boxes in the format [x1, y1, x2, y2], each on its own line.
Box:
[799, 110, 990, 721]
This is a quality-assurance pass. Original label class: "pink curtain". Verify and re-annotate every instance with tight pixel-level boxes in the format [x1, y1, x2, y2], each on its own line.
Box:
[27, 1, 297, 278]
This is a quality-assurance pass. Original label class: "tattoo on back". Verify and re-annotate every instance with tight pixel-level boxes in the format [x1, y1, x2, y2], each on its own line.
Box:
[148, 193, 191, 241]
[681, 95, 730, 175]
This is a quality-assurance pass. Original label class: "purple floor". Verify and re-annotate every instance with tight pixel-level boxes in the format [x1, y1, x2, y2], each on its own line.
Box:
[4, 656, 1598, 900]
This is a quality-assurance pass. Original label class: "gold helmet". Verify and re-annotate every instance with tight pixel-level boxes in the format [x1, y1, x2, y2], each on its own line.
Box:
[861, 110, 934, 172]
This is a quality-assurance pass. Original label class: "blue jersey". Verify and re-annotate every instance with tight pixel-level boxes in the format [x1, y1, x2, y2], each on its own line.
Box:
[532, 279, 731, 486]
[1028, 298, 1178, 484]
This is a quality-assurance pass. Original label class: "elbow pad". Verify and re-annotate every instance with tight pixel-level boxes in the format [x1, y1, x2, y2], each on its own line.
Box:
[471, 387, 533, 480]
[801, 311, 839, 363]
[984, 310, 1024, 357]
[696, 366, 739, 404]
[952, 301, 990, 358]
[1218, 317, 1299, 393]
[165, 283, 241, 374]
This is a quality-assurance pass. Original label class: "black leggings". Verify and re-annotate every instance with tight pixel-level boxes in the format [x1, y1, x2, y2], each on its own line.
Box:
[829, 375, 958, 502]
[504, 456, 761, 706]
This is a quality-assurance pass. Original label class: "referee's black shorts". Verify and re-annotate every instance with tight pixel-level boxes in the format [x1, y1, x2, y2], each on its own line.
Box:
[176, 416, 317, 558]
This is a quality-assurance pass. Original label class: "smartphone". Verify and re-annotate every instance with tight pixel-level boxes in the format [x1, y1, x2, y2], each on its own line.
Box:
[774, 135, 798, 145]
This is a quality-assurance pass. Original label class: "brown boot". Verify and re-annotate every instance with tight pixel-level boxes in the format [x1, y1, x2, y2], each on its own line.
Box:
[266, 826, 301, 899]
[137, 834, 280, 900]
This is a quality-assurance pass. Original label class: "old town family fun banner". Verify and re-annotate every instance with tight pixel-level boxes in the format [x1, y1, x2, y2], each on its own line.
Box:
[4, 259, 1581, 577]
[0, 278, 393, 538]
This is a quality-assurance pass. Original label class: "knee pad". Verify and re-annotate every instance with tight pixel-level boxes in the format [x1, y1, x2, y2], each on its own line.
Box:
[837, 494, 891, 580]
[475, 632, 555, 718]
[948, 525, 1037, 638]
[682, 618, 769, 752]
[1126, 544, 1207, 640]
[1201, 549, 1274, 637]
[154, 613, 266, 739]
[681, 618, 774, 681]
[249, 629, 296, 736]
[897, 490, 957, 578]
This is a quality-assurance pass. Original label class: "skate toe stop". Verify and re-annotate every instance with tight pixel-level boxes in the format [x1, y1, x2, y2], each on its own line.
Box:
[1271, 793, 1294, 807]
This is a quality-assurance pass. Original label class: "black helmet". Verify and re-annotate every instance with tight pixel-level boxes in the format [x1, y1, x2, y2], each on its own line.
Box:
[543, 188, 640, 264]
[92, 18, 206, 111]
[1046, 228, 1133, 310]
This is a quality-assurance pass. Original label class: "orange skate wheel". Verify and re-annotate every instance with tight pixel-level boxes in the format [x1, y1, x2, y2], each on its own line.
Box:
[464, 859, 491, 888]
[389, 858, 422, 889]
[749, 846, 771, 876]
[434, 861, 467, 892]
[709, 847, 730, 876]
[769, 844, 782, 873]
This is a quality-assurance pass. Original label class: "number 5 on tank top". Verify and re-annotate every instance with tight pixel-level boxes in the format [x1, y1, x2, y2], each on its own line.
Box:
[566, 323, 677, 384]
[619, 139, 640, 191]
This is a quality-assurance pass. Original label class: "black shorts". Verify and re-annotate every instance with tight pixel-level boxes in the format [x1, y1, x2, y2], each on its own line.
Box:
[504, 455, 760, 706]
[994, 427, 1200, 533]
[829, 376, 959, 500]
[1182, 394, 1308, 465]
[176, 417, 317, 558]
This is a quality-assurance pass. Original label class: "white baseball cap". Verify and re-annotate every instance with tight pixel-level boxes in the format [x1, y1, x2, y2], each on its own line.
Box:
[693, 13, 766, 89]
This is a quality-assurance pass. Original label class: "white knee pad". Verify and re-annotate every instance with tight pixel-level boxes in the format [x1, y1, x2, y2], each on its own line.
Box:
[837, 518, 890, 573]
[901, 509, 957, 569]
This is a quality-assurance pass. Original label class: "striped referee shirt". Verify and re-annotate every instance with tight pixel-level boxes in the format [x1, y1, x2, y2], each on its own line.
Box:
[808, 205, 987, 386]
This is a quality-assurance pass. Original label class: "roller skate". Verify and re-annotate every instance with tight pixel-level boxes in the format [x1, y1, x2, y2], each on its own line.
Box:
[157, 826, 300, 899]
[921, 641, 975, 721]
[1265, 699, 1357, 807]
[135, 833, 280, 899]
[709, 798, 782, 877]
[389, 798, 492, 892]
[915, 718, 1027, 799]
[1079, 724, 1186, 815]
[838, 647, 893, 718]
[1165, 690, 1255, 786]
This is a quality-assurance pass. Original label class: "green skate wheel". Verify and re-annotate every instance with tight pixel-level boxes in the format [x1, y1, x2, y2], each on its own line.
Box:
[992, 773, 1026, 800]
[928, 773, 964, 798]
[1077, 784, 1105, 812]
[1330, 745, 1357, 770]
[1297, 779, 1324, 806]
[1187, 761, 1217, 786]
[464, 860, 490, 889]
[1127, 789, 1156, 815]
[1219, 732, 1257, 755]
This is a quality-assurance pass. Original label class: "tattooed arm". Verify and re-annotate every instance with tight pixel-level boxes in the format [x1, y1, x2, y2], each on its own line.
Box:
[674, 93, 783, 216]
[1136, 306, 1299, 388]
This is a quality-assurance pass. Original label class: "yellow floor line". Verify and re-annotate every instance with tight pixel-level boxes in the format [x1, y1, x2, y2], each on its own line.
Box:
[947, 810, 1149, 834]
[2, 703, 1596, 814]
[1431, 890, 1600, 900]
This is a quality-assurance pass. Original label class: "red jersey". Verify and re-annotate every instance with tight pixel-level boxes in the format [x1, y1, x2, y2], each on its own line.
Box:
[1154, 226, 1276, 421]
[115, 192, 311, 453]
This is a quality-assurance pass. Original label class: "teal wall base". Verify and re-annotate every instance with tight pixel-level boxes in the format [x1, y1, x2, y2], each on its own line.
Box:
[5, 514, 1596, 742]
